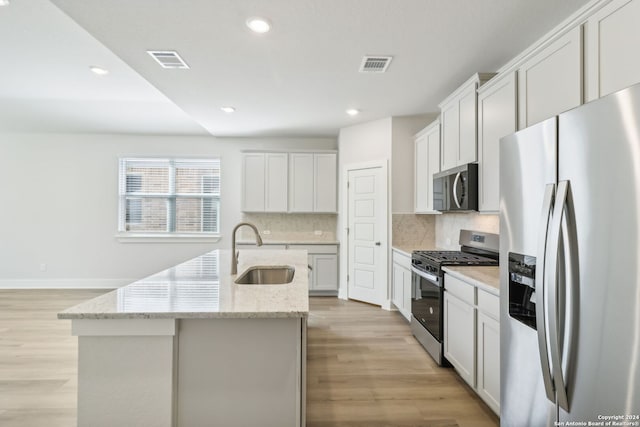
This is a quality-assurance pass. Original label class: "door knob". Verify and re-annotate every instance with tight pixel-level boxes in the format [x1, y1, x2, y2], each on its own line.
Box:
[375, 242, 381, 246]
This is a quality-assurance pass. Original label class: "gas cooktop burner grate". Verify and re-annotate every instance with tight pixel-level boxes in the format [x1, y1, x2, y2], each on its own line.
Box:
[412, 250, 498, 266]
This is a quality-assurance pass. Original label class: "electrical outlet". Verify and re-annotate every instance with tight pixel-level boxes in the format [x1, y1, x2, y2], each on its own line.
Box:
[446, 238, 451, 246]
[263, 230, 271, 235]
[39, 263, 47, 272]
[314, 230, 323, 236]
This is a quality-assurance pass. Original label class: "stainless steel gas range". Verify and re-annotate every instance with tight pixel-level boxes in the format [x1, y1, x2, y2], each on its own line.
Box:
[410, 230, 499, 365]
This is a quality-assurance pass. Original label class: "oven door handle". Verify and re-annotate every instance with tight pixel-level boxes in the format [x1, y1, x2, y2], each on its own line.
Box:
[411, 267, 440, 286]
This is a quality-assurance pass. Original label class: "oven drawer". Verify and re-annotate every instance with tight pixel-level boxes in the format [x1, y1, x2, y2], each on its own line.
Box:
[444, 273, 476, 305]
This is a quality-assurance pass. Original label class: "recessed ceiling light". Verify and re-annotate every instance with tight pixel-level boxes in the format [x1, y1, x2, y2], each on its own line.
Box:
[346, 109, 360, 116]
[221, 106, 236, 113]
[246, 17, 271, 34]
[0, 0, 10, 6]
[89, 66, 109, 76]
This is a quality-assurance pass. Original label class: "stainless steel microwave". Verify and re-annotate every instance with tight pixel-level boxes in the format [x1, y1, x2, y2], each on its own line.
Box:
[433, 163, 478, 212]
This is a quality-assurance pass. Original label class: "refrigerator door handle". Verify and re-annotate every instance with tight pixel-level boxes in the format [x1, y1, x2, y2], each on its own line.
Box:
[452, 172, 462, 208]
[547, 180, 570, 411]
[535, 183, 556, 403]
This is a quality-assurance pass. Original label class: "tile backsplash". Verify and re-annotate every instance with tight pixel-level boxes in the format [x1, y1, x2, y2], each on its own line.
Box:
[435, 213, 499, 249]
[392, 214, 436, 248]
[240, 213, 337, 242]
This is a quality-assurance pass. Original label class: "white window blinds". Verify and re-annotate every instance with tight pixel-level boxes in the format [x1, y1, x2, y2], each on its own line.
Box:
[118, 158, 221, 234]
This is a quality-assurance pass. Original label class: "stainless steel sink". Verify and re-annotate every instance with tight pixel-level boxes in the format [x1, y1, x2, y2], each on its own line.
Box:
[234, 266, 295, 285]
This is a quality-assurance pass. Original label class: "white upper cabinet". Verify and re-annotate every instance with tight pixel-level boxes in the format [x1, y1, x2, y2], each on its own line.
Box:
[518, 26, 583, 128]
[265, 153, 288, 212]
[477, 72, 517, 213]
[242, 152, 288, 212]
[242, 153, 266, 212]
[440, 102, 460, 171]
[243, 151, 336, 213]
[585, 0, 640, 101]
[414, 119, 441, 213]
[289, 152, 337, 213]
[313, 153, 337, 213]
[439, 73, 495, 171]
[289, 153, 314, 212]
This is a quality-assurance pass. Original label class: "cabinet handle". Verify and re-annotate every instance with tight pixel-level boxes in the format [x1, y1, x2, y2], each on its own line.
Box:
[308, 264, 313, 271]
[375, 242, 381, 246]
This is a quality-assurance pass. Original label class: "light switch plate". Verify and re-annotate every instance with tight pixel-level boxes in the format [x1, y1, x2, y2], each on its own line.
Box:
[314, 230, 322, 236]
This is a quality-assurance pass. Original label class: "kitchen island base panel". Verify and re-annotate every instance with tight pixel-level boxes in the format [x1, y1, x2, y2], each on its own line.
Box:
[77, 334, 176, 427]
[177, 318, 304, 427]
[72, 316, 305, 427]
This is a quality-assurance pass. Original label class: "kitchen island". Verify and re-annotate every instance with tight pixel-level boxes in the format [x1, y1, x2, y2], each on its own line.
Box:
[58, 249, 309, 427]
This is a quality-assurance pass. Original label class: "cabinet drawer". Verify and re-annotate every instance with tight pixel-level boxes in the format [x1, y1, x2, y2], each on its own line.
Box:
[478, 290, 500, 320]
[445, 274, 476, 305]
[392, 250, 411, 269]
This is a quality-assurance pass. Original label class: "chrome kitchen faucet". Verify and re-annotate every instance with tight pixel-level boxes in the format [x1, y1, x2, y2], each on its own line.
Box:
[231, 222, 263, 274]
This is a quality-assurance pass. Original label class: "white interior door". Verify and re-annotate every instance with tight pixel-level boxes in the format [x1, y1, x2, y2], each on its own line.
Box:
[347, 166, 387, 306]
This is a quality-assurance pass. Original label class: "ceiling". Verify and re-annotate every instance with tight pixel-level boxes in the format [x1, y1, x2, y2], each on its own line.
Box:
[2, 0, 591, 137]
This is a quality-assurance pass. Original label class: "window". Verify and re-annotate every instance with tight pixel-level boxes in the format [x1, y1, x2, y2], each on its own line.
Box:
[118, 158, 221, 236]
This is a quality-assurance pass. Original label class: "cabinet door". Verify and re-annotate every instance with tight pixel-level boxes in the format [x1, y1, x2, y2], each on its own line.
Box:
[458, 84, 478, 165]
[586, 0, 640, 101]
[477, 311, 500, 415]
[289, 153, 314, 212]
[444, 292, 476, 387]
[314, 153, 337, 213]
[478, 72, 517, 213]
[242, 153, 265, 212]
[440, 103, 459, 171]
[402, 267, 412, 320]
[312, 254, 338, 291]
[518, 25, 583, 128]
[392, 263, 404, 310]
[414, 135, 429, 213]
[426, 126, 441, 212]
[265, 153, 288, 212]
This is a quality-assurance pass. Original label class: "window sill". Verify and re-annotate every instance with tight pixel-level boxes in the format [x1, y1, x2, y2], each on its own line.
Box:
[115, 233, 222, 243]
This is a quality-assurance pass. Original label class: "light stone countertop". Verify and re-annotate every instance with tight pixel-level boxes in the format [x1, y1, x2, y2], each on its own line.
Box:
[392, 244, 439, 257]
[236, 240, 339, 245]
[58, 249, 309, 320]
[443, 266, 500, 296]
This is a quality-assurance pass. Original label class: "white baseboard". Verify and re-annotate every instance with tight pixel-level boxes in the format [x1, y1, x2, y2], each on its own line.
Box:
[0, 278, 132, 289]
[381, 299, 393, 311]
[338, 286, 348, 300]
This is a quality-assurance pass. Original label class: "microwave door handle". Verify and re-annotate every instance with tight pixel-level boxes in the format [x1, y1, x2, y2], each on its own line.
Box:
[547, 180, 570, 411]
[452, 172, 462, 209]
[536, 183, 555, 403]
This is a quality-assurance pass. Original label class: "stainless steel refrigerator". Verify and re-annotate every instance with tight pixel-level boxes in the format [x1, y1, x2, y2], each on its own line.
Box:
[500, 83, 640, 426]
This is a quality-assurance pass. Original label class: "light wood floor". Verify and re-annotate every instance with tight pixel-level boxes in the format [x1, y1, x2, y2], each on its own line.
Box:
[0, 291, 498, 427]
[306, 298, 498, 427]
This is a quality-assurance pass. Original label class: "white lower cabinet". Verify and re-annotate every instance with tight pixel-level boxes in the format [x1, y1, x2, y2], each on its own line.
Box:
[310, 254, 338, 292]
[391, 249, 412, 321]
[477, 309, 500, 414]
[444, 290, 476, 387]
[444, 272, 500, 415]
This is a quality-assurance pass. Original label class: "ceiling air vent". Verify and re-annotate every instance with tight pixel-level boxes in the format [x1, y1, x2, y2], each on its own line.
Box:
[359, 56, 392, 73]
[147, 50, 190, 69]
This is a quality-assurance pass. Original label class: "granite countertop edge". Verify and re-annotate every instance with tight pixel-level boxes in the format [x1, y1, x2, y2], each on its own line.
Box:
[442, 266, 500, 296]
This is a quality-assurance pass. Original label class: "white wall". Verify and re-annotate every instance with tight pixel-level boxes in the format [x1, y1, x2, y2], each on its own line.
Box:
[0, 132, 336, 288]
[336, 118, 392, 300]
[391, 114, 437, 213]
